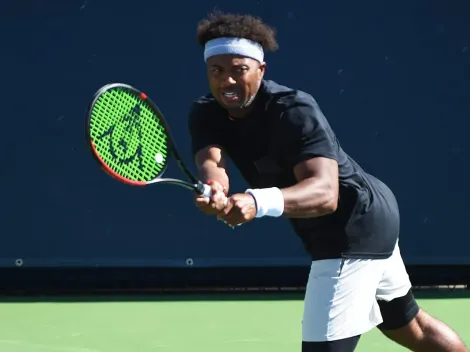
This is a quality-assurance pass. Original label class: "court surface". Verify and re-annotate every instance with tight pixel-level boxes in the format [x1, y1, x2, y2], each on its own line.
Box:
[0, 291, 468, 352]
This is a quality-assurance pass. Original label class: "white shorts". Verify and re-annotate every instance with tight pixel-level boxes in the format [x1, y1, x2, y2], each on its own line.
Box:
[302, 242, 412, 342]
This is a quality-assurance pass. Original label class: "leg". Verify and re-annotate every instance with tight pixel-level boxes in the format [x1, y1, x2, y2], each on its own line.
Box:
[302, 257, 386, 352]
[376, 244, 468, 351]
[381, 306, 468, 352]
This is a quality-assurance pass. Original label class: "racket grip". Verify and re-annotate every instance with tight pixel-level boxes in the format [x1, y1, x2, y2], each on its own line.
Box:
[201, 183, 212, 198]
[199, 183, 228, 207]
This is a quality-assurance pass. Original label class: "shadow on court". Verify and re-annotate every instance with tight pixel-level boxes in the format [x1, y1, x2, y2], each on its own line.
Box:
[0, 292, 303, 303]
[0, 266, 469, 303]
[0, 288, 469, 303]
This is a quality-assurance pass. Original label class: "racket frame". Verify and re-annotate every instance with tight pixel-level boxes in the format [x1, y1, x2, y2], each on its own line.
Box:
[85, 83, 209, 196]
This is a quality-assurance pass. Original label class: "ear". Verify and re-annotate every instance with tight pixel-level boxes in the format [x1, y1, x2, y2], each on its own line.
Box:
[258, 61, 266, 79]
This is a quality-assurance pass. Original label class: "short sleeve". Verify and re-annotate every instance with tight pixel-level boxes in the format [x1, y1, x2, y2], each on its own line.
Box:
[187, 99, 223, 157]
[279, 95, 338, 167]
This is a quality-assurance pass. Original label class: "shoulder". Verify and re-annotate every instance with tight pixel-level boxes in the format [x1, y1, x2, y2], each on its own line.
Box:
[188, 93, 225, 130]
[189, 93, 219, 116]
[262, 80, 318, 105]
[262, 80, 329, 131]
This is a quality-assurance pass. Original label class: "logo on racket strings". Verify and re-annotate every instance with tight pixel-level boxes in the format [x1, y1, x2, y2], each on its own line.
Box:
[96, 104, 144, 170]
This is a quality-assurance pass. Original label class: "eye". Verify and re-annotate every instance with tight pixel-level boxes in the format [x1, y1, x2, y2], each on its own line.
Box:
[234, 67, 249, 75]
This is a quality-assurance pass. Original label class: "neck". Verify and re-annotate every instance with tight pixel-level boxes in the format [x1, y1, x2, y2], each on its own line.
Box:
[228, 97, 256, 119]
[228, 109, 250, 119]
[227, 83, 263, 119]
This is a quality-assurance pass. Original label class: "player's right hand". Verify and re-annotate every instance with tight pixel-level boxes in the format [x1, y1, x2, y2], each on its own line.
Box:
[194, 180, 228, 215]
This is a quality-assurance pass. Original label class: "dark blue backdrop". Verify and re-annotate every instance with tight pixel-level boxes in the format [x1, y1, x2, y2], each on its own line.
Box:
[1, 0, 469, 268]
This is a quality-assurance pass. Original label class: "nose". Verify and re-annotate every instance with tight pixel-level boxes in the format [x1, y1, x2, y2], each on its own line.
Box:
[221, 75, 236, 86]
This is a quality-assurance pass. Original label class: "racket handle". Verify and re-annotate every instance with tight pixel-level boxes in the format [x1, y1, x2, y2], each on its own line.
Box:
[200, 183, 212, 198]
[199, 183, 228, 207]
[199, 182, 233, 228]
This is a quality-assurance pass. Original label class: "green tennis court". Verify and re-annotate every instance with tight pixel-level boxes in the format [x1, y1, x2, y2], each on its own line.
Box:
[0, 291, 468, 352]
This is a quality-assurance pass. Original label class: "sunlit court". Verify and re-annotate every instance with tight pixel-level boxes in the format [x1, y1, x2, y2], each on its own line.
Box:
[0, 290, 469, 351]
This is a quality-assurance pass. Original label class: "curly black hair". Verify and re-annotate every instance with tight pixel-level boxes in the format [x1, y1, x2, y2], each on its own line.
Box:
[196, 11, 279, 52]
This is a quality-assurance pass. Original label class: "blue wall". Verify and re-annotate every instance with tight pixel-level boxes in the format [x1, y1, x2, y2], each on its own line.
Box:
[1, 0, 469, 268]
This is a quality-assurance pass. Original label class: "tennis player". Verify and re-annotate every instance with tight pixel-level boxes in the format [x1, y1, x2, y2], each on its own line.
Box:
[188, 11, 468, 352]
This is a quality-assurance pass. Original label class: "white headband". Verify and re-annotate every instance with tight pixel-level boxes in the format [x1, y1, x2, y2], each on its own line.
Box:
[204, 37, 264, 63]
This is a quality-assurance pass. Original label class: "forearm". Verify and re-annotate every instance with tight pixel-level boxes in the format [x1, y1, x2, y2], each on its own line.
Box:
[246, 177, 337, 219]
[280, 177, 338, 218]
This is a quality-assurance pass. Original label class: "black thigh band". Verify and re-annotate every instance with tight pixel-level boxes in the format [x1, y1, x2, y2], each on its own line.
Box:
[302, 335, 361, 352]
[377, 288, 420, 331]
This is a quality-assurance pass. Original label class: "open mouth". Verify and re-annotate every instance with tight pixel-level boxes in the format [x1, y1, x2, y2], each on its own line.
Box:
[221, 91, 239, 103]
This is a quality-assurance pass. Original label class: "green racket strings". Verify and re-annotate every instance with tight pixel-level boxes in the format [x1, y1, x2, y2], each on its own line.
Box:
[89, 88, 168, 182]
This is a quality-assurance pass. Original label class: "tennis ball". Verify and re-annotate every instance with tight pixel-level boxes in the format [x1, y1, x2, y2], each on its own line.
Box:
[155, 153, 164, 164]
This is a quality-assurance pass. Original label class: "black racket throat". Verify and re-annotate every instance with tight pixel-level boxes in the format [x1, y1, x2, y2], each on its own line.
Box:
[151, 178, 205, 193]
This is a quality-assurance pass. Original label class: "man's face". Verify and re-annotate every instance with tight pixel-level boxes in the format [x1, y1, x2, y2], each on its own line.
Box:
[206, 54, 265, 113]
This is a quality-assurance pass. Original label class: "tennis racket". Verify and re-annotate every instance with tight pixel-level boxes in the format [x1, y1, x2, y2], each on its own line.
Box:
[85, 83, 212, 198]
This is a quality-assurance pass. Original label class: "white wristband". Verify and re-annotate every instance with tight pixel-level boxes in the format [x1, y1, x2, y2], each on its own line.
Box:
[245, 187, 285, 218]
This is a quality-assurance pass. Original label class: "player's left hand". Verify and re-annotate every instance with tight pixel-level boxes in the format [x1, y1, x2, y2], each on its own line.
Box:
[218, 193, 257, 227]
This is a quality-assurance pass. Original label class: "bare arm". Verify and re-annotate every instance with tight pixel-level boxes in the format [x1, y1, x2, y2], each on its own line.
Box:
[195, 145, 230, 193]
[218, 97, 341, 225]
[281, 157, 339, 218]
[220, 156, 339, 225]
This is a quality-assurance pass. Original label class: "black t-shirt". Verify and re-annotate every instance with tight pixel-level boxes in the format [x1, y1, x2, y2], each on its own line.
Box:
[188, 80, 399, 260]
